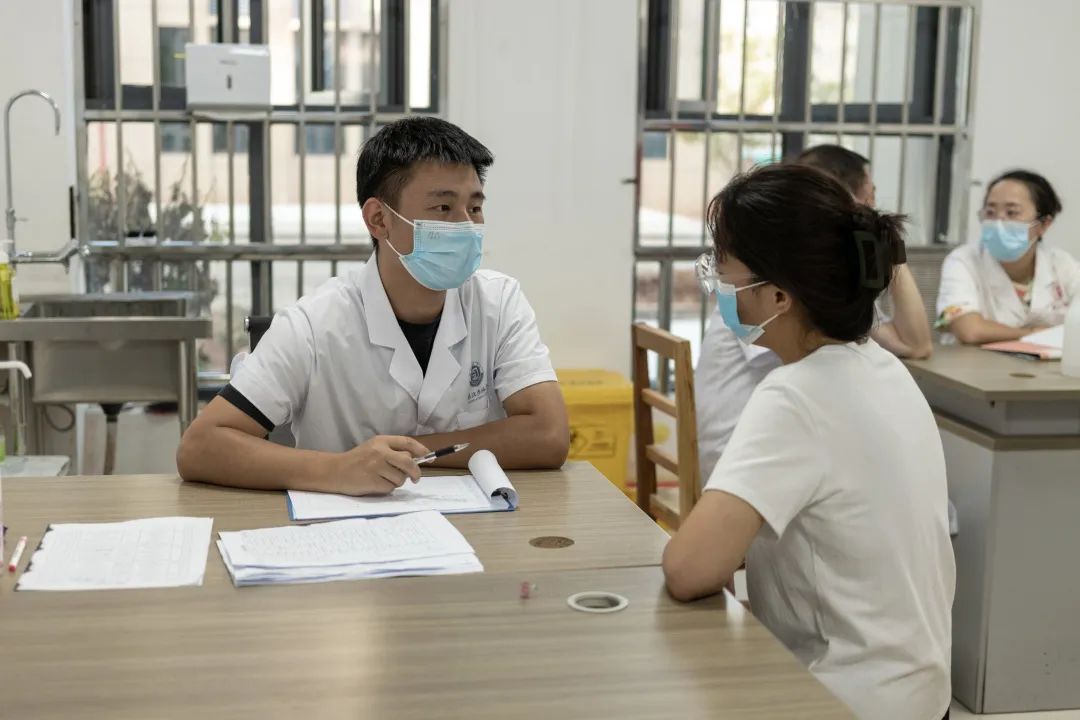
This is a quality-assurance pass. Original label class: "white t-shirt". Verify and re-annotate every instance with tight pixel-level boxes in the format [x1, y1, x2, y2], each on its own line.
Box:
[706, 339, 955, 719]
[936, 242, 1080, 343]
[231, 256, 557, 451]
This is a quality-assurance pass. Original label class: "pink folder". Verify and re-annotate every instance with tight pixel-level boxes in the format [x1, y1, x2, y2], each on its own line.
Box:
[980, 340, 1062, 361]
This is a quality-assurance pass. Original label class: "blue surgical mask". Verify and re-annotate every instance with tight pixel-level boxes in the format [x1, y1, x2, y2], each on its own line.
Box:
[716, 280, 779, 345]
[383, 204, 484, 290]
[980, 219, 1033, 262]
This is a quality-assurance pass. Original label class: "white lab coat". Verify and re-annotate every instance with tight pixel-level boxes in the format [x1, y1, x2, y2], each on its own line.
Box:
[936, 242, 1080, 342]
[230, 254, 557, 452]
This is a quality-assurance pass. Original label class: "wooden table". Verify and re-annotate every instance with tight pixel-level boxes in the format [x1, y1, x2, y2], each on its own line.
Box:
[906, 346, 1080, 713]
[0, 465, 851, 719]
[0, 462, 670, 582]
[0, 565, 848, 719]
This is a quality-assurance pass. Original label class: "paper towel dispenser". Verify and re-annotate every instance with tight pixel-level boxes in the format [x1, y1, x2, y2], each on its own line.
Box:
[185, 44, 271, 109]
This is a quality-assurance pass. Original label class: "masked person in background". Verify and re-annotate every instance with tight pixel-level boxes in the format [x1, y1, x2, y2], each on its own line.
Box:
[938, 169, 1078, 344]
[178, 117, 569, 495]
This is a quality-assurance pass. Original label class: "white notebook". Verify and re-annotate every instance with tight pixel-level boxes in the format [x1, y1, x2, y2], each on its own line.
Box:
[1022, 325, 1065, 349]
[217, 510, 482, 586]
[16, 517, 213, 592]
[287, 449, 519, 521]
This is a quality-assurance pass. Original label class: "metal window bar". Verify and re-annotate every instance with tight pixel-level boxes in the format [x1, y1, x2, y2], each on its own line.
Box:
[262, 6, 273, 315]
[224, 0, 237, 366]
[226, 118, 235, 366]
[929, 4, 949, 237]
[332, 0, 342, 278]
[772, 0, 785, 160]
[298, 0, 307, 298]
[897, 4, 917, 212]
[189, 0, 199, 298]
[837, 1, 848, 144]
[369, 0, 378, 138]
[736, 0, 752, 170]
[802, 1, 814, 153]
[73, 1, 443, 379]
[953, 4, 978, 246]
[112, 0, 126, 291]
[658, 0, 681, 394]
[867, 3, 881, 165]
[403, 0, 412, 115]
[630, 0, 649, 326]
[698, 0, 719, 341]
[634, 0, 978, 367]
[150, 0, 164, 291]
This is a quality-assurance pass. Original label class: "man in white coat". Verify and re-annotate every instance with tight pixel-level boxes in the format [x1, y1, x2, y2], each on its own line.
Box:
[178, 117, 569, 495]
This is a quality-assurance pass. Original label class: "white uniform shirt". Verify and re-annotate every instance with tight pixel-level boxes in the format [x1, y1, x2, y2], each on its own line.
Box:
[694, 303, 886, 482]
[937, 242, 1080, 342]
[230, 255, 557, 451]
[706, 339, 955, 719]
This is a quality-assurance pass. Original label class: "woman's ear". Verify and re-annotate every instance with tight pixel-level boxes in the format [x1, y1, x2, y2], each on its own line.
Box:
[1035, 216, 1054, 239]
[770, 285, 794, 315]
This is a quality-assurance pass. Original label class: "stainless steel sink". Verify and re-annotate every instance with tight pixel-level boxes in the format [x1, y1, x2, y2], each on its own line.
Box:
[0, 292, 212, 454]
[3, 292, 208, 341]
[20, 293, 191, 319]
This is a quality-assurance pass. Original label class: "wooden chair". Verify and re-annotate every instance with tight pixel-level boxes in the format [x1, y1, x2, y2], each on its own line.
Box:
[631, 323, 701, 530]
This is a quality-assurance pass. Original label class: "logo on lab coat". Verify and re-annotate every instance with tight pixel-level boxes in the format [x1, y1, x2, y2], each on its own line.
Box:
[469, 362, 484, 387]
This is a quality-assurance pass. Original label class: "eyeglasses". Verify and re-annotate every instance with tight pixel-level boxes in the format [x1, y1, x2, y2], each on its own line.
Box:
[694, 252, 760, 294]
[977, 207, 1042, 223]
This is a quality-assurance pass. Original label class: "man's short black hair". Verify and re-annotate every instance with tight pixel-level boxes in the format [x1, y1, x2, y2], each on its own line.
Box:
[793, 144, 871, 198]
[355, 117, 494, 246]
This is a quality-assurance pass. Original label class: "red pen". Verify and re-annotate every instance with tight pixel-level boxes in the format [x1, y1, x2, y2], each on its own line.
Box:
[7, 535, 27, 572]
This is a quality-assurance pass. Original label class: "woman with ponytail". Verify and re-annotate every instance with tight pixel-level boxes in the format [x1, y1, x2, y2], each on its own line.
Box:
[664, 164, 955, 720]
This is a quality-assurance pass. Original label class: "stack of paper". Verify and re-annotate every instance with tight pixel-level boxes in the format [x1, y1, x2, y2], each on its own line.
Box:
[16, 517, 213, 592]
[217, 510, 482, 587]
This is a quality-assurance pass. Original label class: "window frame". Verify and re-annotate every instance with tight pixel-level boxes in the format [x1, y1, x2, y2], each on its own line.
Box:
[634, 0, 978, 389]
[73, 0, 445, 374]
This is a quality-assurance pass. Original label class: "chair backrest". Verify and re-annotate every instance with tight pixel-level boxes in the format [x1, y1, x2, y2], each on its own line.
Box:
[631, 323, 701, 530]
[876, 245, 951, 335]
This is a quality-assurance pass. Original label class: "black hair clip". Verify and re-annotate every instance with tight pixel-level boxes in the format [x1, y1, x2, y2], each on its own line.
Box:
[853, 229, 887, 291]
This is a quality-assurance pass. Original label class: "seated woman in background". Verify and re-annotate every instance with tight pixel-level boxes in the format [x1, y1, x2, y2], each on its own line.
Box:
[938, 169, 1079, 344]
[663, 164, 955, 720]
[693, 144, 932, 483]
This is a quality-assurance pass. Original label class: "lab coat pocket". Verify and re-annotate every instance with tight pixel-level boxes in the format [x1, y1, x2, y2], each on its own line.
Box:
[455, 408, 492, 431]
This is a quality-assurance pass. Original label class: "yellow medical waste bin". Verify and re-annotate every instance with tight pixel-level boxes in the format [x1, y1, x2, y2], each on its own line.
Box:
[556, 369, 634, 492]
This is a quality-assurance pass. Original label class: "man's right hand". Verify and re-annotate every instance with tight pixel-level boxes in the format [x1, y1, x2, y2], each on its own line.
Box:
[322, 436, 431, 496]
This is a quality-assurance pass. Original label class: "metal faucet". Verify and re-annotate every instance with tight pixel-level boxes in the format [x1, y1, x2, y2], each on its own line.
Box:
[3, 90, 77, 267]
[0, 360, 32, 457]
